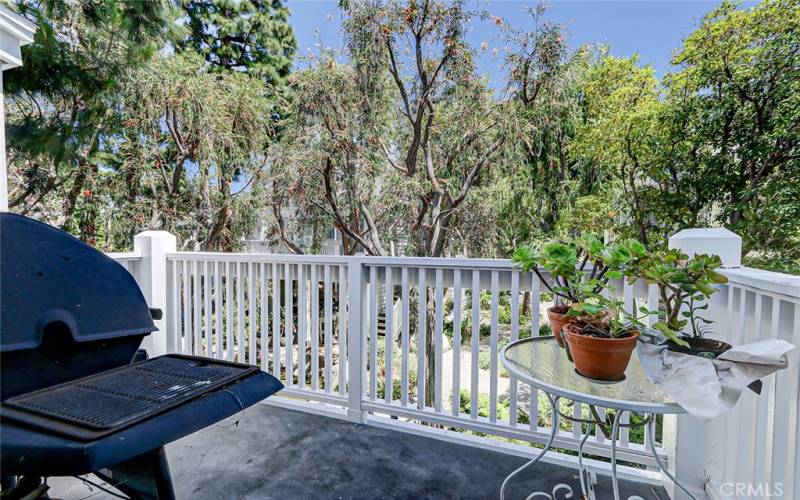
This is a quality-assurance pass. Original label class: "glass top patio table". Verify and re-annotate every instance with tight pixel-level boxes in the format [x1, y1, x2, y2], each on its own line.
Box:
[501, 336, 684, 414]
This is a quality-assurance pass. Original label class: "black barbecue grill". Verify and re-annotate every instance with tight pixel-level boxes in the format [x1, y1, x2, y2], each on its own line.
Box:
[0, 213, 283, 499]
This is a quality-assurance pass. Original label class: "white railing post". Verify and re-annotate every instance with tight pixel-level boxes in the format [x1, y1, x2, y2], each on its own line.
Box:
[133, 231, 177, 357]
[347, 258, 366, 423]
[666, 227, 742, 499]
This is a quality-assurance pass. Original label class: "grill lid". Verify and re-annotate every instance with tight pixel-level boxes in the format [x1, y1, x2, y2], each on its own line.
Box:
[0, 213, 156, 352]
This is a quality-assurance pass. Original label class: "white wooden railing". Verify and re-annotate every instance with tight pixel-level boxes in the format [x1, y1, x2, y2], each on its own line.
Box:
[110, 229, 800, 499]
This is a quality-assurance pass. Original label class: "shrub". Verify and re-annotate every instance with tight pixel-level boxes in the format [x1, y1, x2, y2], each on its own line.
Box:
[497, 304, 512, 324]
[478, 351, 491, 370]
[519, 322, 552, 339]
[458, 389, 530, 425]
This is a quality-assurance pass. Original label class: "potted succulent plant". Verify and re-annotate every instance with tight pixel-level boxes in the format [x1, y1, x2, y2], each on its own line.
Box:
[638, 250, 731, 358]
[512, 237, 646, 347]
[562, 283, 652, 381]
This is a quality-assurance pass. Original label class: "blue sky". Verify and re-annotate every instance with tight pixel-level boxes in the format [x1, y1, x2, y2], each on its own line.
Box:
[288, 0, 756, 87]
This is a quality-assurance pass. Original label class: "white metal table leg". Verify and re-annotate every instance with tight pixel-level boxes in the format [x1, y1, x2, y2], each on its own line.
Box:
[646, 415, 698, 500]
[610, 410, 622, 500]
[577, 421, 597, 500]
[500, 393, 562, 500]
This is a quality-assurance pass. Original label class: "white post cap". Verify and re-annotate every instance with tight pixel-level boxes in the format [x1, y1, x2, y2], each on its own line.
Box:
[669, 228, 742, 268]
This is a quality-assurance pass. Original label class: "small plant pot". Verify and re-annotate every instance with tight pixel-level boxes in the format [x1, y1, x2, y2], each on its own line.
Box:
[547, 305, 571, 347]
[666, 336, 732, 359]
[563, 324, 640, 382]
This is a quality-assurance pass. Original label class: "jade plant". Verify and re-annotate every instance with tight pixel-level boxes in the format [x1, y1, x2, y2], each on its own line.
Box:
[637, 250, 728, 347]
[511, 236, 647, 308]
[567, 287, 652, 339]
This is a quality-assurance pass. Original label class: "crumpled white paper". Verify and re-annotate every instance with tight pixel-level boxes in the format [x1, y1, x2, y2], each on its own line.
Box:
[637, 330, 795, 420]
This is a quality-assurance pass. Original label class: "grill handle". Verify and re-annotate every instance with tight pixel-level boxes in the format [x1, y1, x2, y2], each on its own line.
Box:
[149, 308, 163, 320]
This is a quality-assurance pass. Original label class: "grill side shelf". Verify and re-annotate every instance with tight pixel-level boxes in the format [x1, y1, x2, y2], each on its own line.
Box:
[0, 355, 260, 441]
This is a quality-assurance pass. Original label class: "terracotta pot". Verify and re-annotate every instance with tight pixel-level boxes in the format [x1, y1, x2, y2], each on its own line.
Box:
[563, 324, 640, 381]
[546, 306, 570, 347]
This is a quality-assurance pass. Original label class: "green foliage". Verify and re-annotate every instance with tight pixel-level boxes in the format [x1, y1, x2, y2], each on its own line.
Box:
[6, 0, 798, 281]
[459, 390, 520, 423]
[477, 351, 491, 371]
[180, 0, 296, 84]
[638, 250, 728, 344]
[555, 195, 617, 236]
[666, 0, 800, 262]
[512, 236, 648, 306]
[377, 378, 404, 401]
[6, 0, 177, 243]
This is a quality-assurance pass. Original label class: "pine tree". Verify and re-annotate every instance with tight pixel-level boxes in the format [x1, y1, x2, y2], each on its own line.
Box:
[180, 0, 296, 84]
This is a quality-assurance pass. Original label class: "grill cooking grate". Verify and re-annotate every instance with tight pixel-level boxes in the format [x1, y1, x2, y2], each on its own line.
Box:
[2, 355, 258, 439]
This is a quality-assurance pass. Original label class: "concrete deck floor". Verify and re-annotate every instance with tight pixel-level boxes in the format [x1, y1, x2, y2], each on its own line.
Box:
[49, 404, 667, 499]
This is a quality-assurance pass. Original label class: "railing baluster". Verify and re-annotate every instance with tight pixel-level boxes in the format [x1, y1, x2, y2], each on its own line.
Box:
[285, 263, 294, 387]
[235, 262, 244, 362]
[259, 262, 267, 370]
[248, 262, 256, 365]
[452, 269, 462, 417]
[370, 266, 378, 401]
[749, 294, 780, 484]
[213, 261, 221, 360]
[271, 262, 280, 377]
[470, 269, 479, 419]
[785, 306, 800, 499]
[338, 264, 348, 397]
[400, 267, 410, 406]
[311, 264, 320, 391]
[297, 264, 307, 387]
[489, 271, 499, 423]
[738, 293, 763, 483]
[384, 266, 394, 404]
[509, 271, 519, 426]
[754, 297, 781, 487]
[324, 265, 333, 392]
[169, 259, 179, 354]
[225, 261, 234, 362]
[192, 260, 201, 355]
[417, 267, 427, 410]
[771, 298, 799, 499]
[434, 268, 444, 413]
[204, 260, 212, 357]
[182, 260, 190, 355]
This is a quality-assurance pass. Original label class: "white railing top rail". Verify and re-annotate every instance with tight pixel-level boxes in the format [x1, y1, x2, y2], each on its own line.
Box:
[106, 251, 142, 261]
[167, 251, 800, 297]
[722, 267, 800, 301]
[167, 251, 522, 270]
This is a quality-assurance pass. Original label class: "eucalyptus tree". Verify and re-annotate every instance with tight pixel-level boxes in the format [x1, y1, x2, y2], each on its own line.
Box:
[498, 6, 591, 252]
[341, 0, 507, 259]
[571, 55, 665, 246]
[266, 53, 398, 255]
[5, 0, 177, 244]
[109, 53, 276, 251]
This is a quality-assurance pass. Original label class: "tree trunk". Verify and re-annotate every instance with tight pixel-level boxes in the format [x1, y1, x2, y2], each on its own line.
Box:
[425, 287, 436, 408]
[521, 291, 531, 316]
[206, 178, 231, 251]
